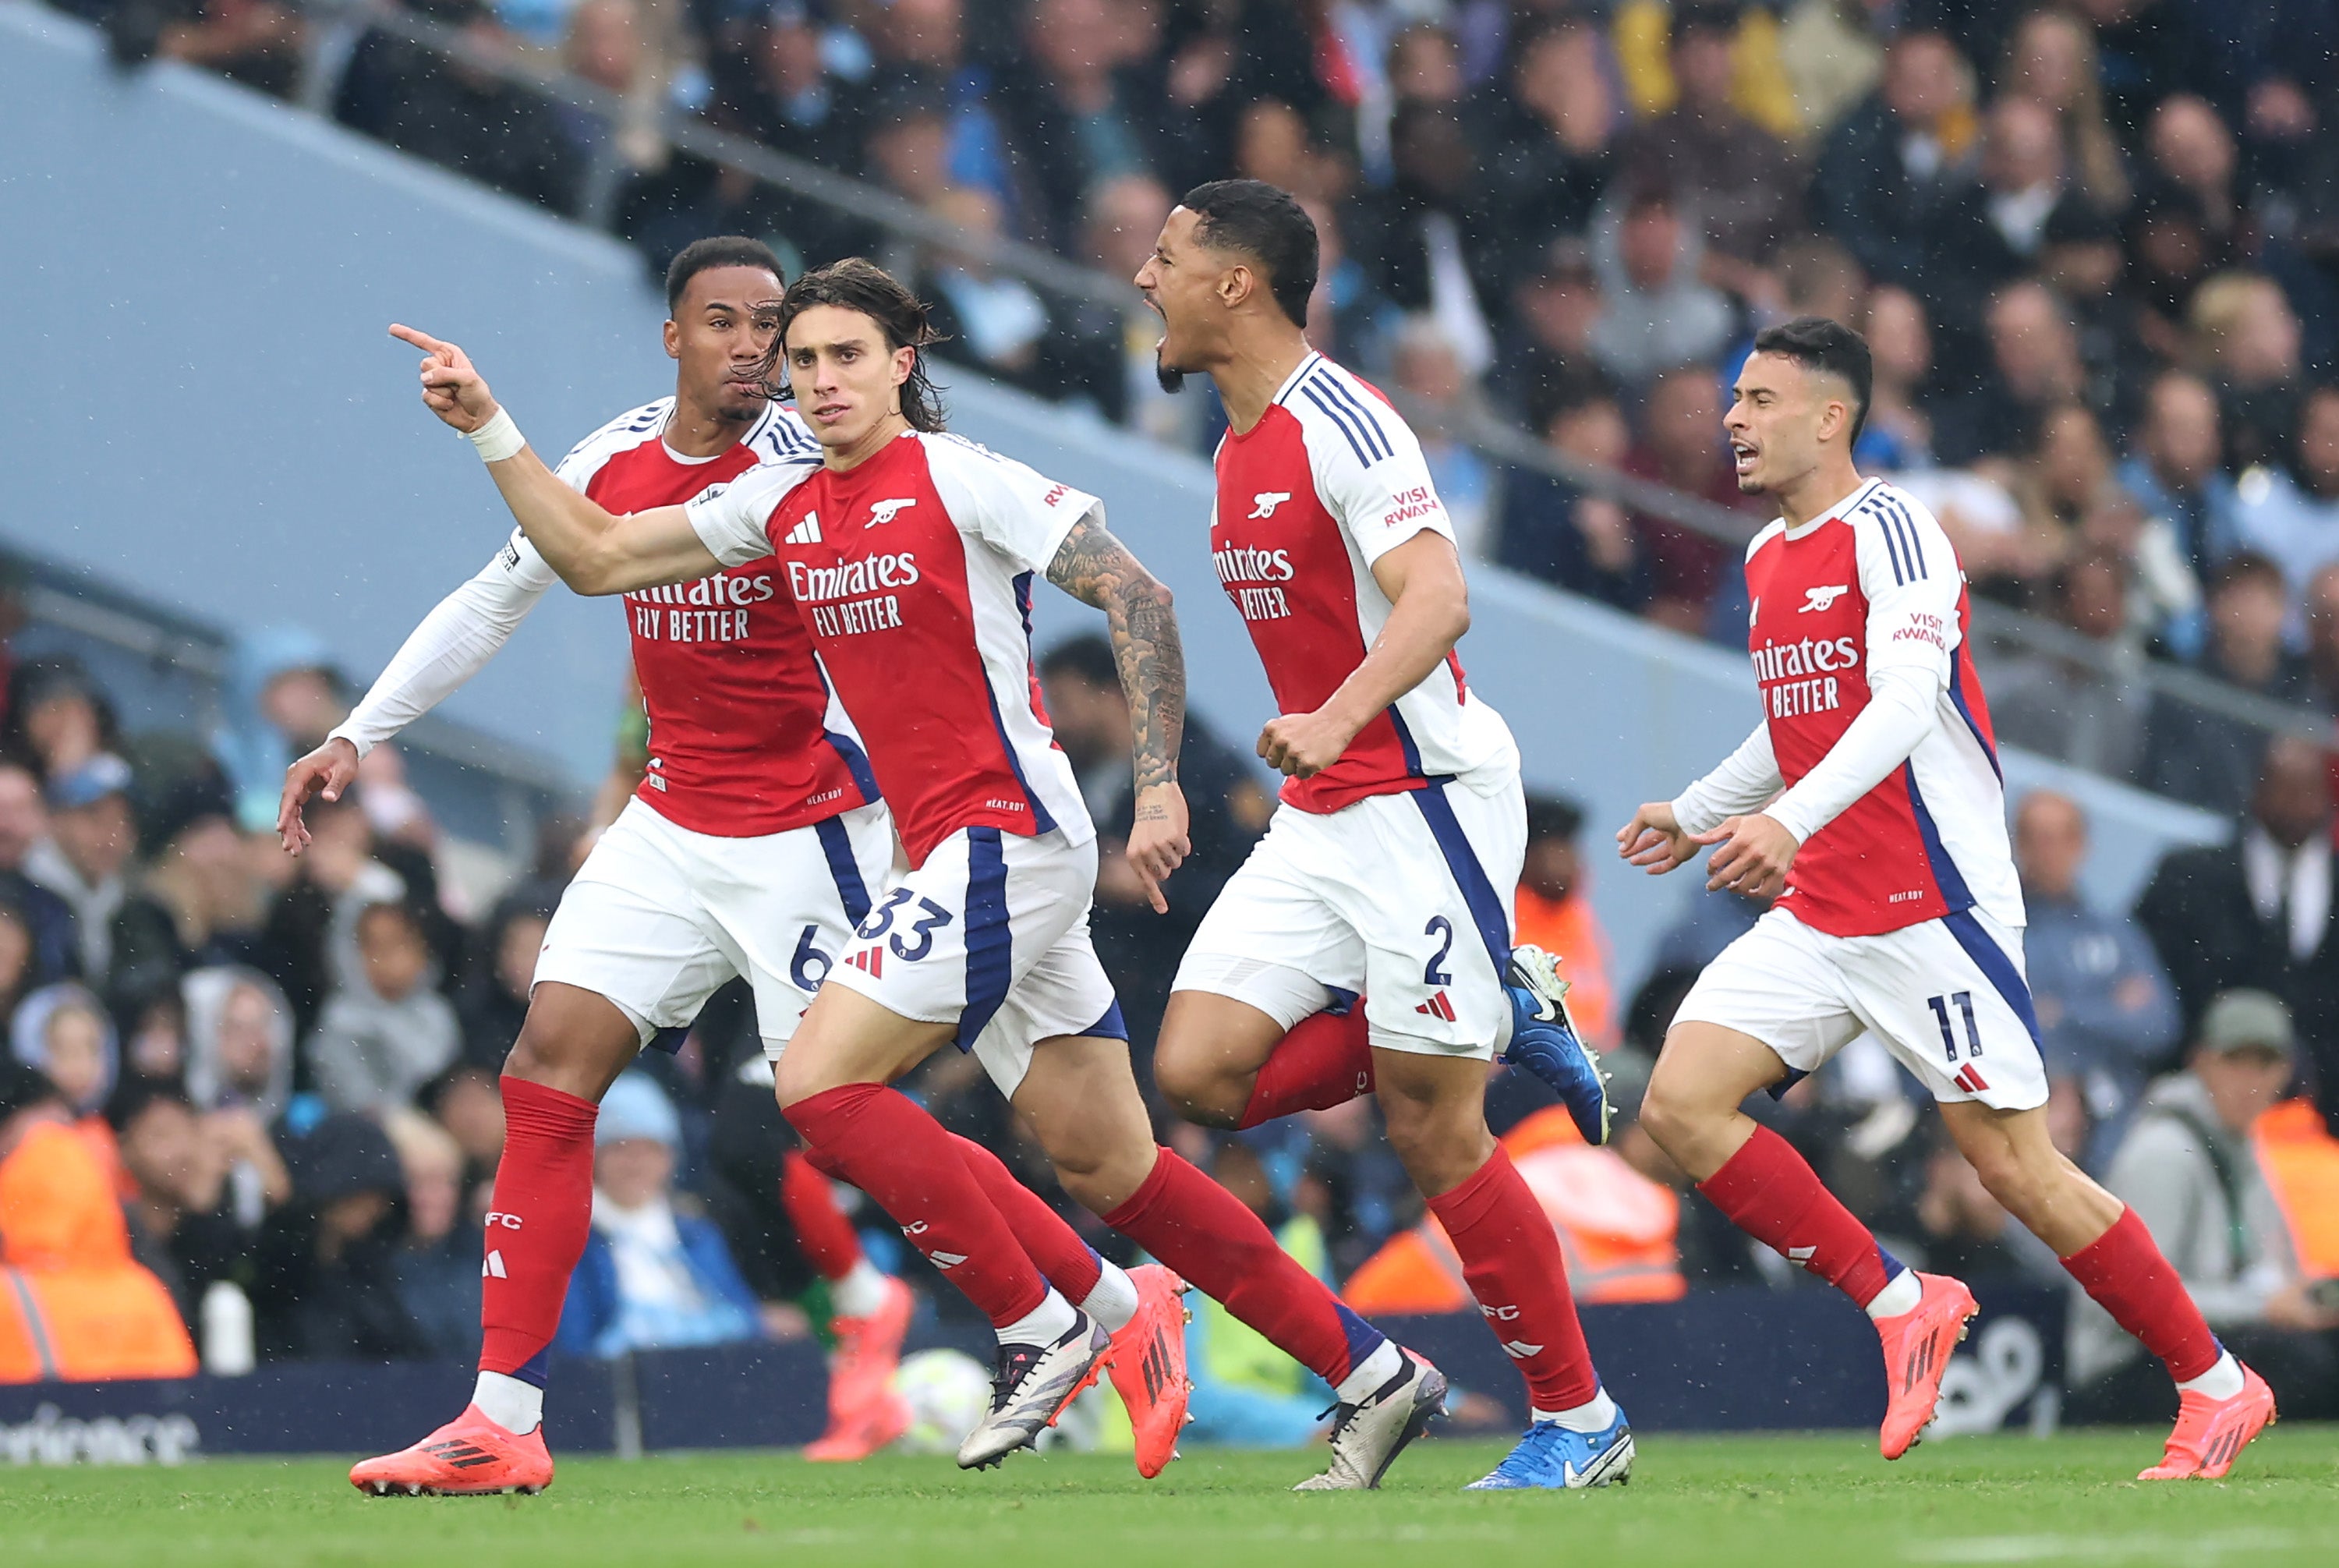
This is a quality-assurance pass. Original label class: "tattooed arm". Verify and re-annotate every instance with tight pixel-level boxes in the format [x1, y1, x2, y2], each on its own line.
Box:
[1046, 511, 1191, 913]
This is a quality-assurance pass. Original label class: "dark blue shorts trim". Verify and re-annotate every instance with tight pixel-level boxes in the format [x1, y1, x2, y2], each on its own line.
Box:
[956, 827, 1013, 1049]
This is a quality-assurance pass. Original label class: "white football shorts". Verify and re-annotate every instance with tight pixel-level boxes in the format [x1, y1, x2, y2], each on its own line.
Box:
[1672, 904, 2049, 1110]
[1173, 773, 1525, 1059]
[823, 826, 1123, 1097]
[534, 797, 895, 1054]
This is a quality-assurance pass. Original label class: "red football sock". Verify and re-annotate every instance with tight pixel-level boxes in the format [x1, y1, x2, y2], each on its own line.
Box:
[1427, 1147, 1601, 1411]
[1104, 1146, 1381, 1386]
[780, 1149, 864, 1283]
[1697, 1124, 1896, 1308]
[950, 1133, 1104, 1303]
[478, 1077, 599, 1380]
[783, 1083, 1047, 1329]
[1238, 1007, 1375, 1128]
[2060, 1206, 2220, 1381]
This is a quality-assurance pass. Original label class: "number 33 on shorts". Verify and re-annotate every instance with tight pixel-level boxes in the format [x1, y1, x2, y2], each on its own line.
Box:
[841, 887, 957, 975]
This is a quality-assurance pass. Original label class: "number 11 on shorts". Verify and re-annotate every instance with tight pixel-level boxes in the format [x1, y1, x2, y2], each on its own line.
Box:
[1926, 991, 1983, 1063]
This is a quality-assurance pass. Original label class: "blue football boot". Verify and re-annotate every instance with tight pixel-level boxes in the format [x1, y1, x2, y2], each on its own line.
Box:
[1464, 1407, 1635, 1491]
[1500, 944, 1612, 1145]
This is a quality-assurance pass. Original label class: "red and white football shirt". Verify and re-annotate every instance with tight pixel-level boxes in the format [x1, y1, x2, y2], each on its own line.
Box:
[527, 398, 872, 836]
[1740, 477, 2019, 937]
[1209, 352, 1515, 812]
[686, 430, 1093, 867]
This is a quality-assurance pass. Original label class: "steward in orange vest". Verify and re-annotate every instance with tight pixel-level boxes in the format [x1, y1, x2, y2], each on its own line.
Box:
[1345, 1106, 1684, 1313]
[0, 1065, 196, 1383]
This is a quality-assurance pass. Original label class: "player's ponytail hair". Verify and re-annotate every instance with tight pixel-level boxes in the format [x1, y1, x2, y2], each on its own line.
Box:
[770, 259, 950, 433]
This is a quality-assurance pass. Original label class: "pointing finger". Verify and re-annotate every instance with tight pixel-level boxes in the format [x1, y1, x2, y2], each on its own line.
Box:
[388, 323, 454, 355]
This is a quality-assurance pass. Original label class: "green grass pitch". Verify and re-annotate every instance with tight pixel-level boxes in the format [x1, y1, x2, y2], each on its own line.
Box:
[4, 1428, 2334, 1567]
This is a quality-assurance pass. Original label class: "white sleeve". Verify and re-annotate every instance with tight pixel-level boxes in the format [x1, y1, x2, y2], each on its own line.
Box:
[1306, 392, 1455, 568]
[1763, 497, 1960, 843]
[926, 435, 1102, 574]
[327, 533, 557, 757]
[1854, 490, 1963, 679]
[684, 460, 819, 567]
[1672, 723, 1785, 835]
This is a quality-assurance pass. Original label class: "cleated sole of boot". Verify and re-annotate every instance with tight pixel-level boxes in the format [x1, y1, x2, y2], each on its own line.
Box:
[362, 1480, 545, 1498]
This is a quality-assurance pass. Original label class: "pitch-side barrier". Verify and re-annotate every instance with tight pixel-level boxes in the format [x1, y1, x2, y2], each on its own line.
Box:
[0, 1283, 2065, 1464]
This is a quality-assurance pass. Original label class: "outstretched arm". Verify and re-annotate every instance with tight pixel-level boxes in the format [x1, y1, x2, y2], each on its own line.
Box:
[1046, 511, 1191, 912]
[1258, 528, 1470, 777]
[390, 324, 721, 593]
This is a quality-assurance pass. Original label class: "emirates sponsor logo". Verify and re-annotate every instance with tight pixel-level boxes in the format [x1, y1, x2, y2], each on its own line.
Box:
[1212, 544, 1294, 584]
[1750, 635, 1860, 681]
[1752, 634, 1861, 720]
[787, 553, 922, 603]
[627, 573, 776, 608]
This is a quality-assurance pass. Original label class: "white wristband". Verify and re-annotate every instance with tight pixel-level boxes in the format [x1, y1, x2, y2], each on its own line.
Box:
[466, 407, 525, 463]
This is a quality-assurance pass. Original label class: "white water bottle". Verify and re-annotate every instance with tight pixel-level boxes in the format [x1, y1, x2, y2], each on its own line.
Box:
[200, 1280, 255, 1376]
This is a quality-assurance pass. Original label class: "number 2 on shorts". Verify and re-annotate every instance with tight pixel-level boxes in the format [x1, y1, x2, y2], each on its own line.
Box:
[1423, 915, 1455, 987]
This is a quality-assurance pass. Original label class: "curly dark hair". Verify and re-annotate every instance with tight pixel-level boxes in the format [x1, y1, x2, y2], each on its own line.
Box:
[769, 258, 950, 433]
[663, 235, 784, 317]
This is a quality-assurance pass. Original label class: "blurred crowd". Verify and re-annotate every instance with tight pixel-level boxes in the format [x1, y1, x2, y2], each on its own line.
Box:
[49, 0, 2339, 807]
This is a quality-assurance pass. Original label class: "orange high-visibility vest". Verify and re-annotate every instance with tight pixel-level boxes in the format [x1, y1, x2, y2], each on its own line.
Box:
[1344, 1108, 1683, 1312]
[0, 1121, 197, 1382]
[2253, 1098, 2339, 1278]
[1511, 888, 1619, 1051]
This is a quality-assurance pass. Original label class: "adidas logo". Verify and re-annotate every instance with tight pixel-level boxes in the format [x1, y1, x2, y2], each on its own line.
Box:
[1787, 1245, 1817, 1264]
[846, 947, 883, 978]
[1414, 990, 1457, 1022]
[928, 1250, 968, 1270]
[1901, 1336, 1941, 1391]
[482, 1250, 508, 1280]
[1953, 1064, 1990, 1094]
[1499, 1340, 1547, 1360]
[1140, 1333, 1175, 1401]
[422, 1439, 499, 1470]
[784, 511, 823, 545]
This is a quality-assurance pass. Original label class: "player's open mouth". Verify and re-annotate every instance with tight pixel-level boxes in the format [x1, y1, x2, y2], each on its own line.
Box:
[1730, 440, 1758, 476]
[812, 402, 850, 421]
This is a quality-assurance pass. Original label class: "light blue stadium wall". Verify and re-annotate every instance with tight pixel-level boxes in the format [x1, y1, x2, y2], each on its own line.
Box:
[0, 5, 2224, 996]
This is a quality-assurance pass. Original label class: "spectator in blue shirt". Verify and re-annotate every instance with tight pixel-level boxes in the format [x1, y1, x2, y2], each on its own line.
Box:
[2117, 370, 2235, 660]
[2229, 384, 2339, 648]
[2015, 790, 2182, 1166]
[555, 1072, 759, 1359]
